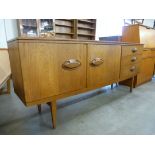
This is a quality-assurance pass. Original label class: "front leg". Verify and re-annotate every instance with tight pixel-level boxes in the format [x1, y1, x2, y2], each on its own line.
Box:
[49, 100, 57, 129]
[37, 104, 41, 114]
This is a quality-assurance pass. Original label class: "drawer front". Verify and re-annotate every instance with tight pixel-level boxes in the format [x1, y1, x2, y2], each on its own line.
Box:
[122, 45, 143, 57]
[136, 58, 154, 85]
[87, 44, 121, 88]
[19, 43, 87, 102]
[121, 54, 142, 66]
[120, 64, 140, 81]
[142, 50, 155, 59]
[142, 50, 152, 59]
[151, 51, 155, 57]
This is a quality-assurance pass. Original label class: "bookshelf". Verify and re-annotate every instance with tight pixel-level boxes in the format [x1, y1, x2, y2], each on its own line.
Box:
[77, 19, 96, 40]
[17, 19, 96, 40]
[17, 19, 39, 37]
[54, 19, 75, 39]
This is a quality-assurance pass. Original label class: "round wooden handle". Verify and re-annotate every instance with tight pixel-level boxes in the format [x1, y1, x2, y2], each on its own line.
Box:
[131, 47, 137, 53]
[91, 58, 104, 66]
[62, 59, 81, 69]
[131, 56, 137, 62]
[130, 66, 136, 72]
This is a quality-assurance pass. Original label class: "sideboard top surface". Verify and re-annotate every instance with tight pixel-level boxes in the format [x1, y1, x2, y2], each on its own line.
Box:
[8, 37, 144, 46]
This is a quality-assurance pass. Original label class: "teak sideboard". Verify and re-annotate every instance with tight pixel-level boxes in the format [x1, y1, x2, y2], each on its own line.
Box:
[8, 38, 143, 128]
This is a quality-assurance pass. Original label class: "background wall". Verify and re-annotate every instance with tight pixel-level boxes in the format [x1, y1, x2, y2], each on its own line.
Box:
[0, 19, 18, 48]
[96, 19, 155, 40]
[0, 19, 7, 48]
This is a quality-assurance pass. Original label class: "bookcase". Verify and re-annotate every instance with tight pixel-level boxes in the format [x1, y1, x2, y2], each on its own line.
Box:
[77, 19, 96, 40]
[54, 19, 75, 39]
[17, 19, 96, 40]
[17, 19, 54, 37]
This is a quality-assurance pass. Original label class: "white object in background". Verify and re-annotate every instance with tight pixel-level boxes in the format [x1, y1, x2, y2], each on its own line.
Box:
[0, 19, 7, 48]
[0, 19, 18, 48]
[96, 18, 124, 40]
[4, 19, 18, 41]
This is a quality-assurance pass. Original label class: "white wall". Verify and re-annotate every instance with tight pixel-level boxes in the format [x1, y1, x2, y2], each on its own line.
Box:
[96, 19, 124, 40]
[4, 19, 18, 41]
[0, 19, 7, 48]
[0, 19, 18, 48]
[143, 19, 154, 27]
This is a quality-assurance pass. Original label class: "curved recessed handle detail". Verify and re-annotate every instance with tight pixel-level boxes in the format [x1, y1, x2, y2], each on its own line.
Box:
[90, 58, 104, 66]
[131, 47, 138, 53]
[131, 56, 137, 62]
[130, 66, 136, 72]
[62, 59, 81, 69]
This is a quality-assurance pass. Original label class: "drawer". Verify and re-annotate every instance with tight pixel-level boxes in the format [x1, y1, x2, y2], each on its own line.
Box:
[136, 58, 154, 85]
[142, 50, 152, 59]
[151, 50, 155, 57]
[120, 63, 140, 81]
[121, 54, 142, 66]
[122, 45, 143, 57]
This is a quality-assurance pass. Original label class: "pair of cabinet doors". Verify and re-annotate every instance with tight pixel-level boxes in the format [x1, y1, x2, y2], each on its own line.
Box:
[19, 43, 121, 102]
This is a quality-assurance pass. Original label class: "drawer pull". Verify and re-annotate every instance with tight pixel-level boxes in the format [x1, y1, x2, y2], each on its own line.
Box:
[130, 66, 136, 72]
[131, 47, 138, 53]
[91, 58, 104, 66]
[62, 59, 81, 69]
[131, 56, 137, 62]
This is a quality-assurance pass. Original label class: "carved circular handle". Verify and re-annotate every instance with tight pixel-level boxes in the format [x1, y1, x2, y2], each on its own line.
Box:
[131, 47, 137, 53]
[90, 58, 104, 66]
[131, 56, 137, 62]
[130, 66, 136, 72]
[62, 59, 81, 69]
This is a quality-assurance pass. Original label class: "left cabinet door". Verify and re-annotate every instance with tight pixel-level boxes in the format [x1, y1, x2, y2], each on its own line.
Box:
[19, 42, 87, 103]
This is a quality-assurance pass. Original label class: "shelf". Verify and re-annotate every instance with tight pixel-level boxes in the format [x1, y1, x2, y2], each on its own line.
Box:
[56, 19, 73, 22]
[78, 20, 95, 24]
[55, 32, 74, 35]
[78, 26, 95, 30]
[55, 24, 73, 28]
[78, 33, 95, 36]
[22, 25, 37, 28]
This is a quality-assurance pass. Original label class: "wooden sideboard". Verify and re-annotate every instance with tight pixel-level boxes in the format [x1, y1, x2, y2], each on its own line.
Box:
[134, 49, 155, 86]
[122, 24, 155, 86]
[8, 38, 143, 128]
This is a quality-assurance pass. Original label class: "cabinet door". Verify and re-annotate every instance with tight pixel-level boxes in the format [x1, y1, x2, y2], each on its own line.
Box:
[136, 58, 154, 85]
[19, 43, 86, 103]
[87, 45, 121, 88]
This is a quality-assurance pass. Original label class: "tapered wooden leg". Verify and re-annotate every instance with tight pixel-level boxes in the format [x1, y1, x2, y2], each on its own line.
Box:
[37, 104, 41, 114]
[111, 84, 113, 89]
[130, 77, 134, 93]
[6, 78, 11, 94]
[49, 100, 57, 129]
